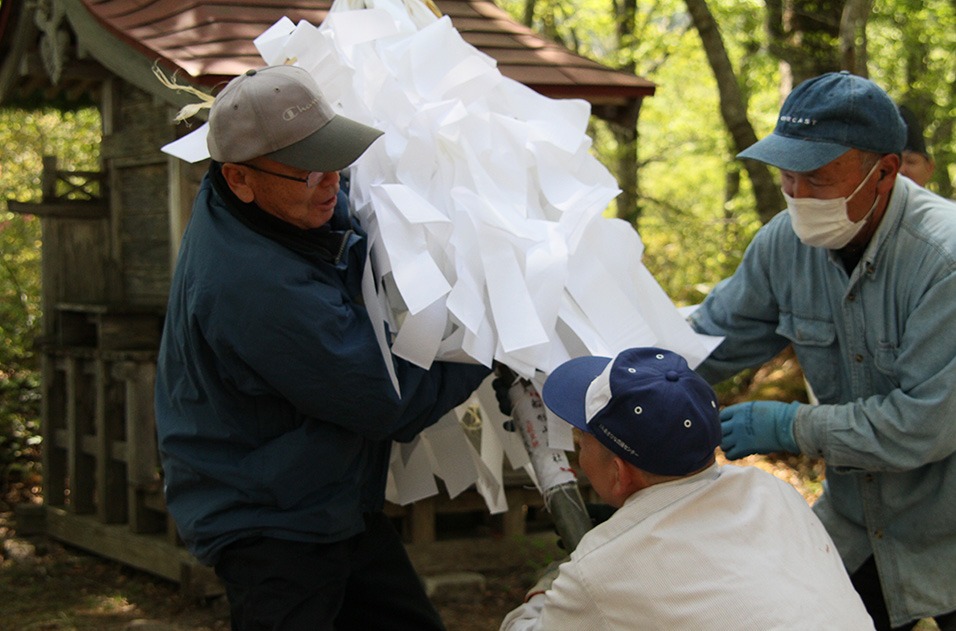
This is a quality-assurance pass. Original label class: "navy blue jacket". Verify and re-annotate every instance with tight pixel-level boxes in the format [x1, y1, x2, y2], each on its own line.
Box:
[155, 164, 489, 565]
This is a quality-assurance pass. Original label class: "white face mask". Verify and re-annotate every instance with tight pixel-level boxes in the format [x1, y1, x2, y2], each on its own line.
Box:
[785, 160, 882, 249]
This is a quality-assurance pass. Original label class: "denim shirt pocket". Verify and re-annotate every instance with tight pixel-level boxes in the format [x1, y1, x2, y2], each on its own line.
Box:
[776, 312, 840, 402]
[874, 340, 900, 385]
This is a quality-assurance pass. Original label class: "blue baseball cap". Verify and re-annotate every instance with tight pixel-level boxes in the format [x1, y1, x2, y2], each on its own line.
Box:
[541, 347, 720, 476]
[737, 71, 906, 172]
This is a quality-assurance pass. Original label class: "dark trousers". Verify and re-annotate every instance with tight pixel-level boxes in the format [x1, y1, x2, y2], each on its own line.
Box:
[850, 556, 956, 631]
[214, 512, 445, 631]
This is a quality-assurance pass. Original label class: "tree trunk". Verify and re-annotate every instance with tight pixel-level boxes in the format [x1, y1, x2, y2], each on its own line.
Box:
[765, 0, 847, 84]
[522, 0, 535, 27]
[684, 0, 785, 224]
[604, 102, 642, 225]
[606, 0, 641, 224]
[839, 0, 873, 74]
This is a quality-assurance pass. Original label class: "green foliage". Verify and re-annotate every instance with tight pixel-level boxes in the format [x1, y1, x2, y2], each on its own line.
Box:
[498, 0, 956, 300]
[869, 0, 956, 197]
[500, 0, 775, 301]
[0, 107, 100, 501]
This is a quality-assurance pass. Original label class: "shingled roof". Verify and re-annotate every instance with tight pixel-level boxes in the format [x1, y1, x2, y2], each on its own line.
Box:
[0, 0, 654, 110]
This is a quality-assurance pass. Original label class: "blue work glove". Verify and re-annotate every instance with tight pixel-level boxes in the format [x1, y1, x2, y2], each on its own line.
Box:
[719, 401, 801, 460]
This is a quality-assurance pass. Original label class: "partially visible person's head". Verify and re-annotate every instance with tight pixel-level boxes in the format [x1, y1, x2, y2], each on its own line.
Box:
[897, 104, 935, 187]
[738, 72, 905, 250]
[207, 65, 383, 229]
[541, 347, 720, 507]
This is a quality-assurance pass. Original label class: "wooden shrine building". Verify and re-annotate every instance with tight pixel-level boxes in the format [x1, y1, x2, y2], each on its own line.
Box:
[0, 0, 654, 591]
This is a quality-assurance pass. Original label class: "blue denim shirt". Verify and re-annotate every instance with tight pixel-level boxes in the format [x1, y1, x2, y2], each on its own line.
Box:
[690, 177, 956, 626]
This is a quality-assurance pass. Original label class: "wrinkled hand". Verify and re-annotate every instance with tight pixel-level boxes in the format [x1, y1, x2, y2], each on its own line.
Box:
[719, 401, 801, 460]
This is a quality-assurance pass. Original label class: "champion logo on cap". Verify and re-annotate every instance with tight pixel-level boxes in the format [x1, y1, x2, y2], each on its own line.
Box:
[282, 97, 321, 122]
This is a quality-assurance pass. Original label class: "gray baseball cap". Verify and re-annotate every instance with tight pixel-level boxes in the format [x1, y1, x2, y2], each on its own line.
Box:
[207, 65, 383, 172]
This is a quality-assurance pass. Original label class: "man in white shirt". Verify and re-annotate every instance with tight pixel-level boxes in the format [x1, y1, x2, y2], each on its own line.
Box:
[500, 346, 874, 631]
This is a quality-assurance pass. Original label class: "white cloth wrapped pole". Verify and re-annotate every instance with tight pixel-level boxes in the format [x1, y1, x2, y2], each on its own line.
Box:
[504, 368, 592, 552]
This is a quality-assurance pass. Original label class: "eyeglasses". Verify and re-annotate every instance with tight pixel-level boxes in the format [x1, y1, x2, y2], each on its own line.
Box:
[238, 163, 325, 188]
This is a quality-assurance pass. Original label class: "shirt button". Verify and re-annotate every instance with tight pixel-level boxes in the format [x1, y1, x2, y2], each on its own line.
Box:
[855, 354, 864, 363]
[865, 474, 874, 482]
[848, 293, 856, 302]
[874, 529, 884, 539]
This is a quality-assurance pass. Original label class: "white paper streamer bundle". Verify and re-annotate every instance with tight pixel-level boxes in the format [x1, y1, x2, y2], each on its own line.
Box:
[160, 0, 720, 514]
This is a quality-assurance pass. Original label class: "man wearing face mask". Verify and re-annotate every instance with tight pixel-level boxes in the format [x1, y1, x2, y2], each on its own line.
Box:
[688, 71, 956, 631]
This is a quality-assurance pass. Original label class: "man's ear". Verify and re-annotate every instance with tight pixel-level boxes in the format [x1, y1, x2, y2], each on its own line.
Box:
[876, 153, 901, 195]
[612, 457, 647, 501]
[221, 163, 256, 203]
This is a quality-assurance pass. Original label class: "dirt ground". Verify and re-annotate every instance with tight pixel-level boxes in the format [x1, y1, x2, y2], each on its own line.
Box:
[0, 353, 941, 630]
[0, 507, 561, 631]
[1, 481, 944, 631]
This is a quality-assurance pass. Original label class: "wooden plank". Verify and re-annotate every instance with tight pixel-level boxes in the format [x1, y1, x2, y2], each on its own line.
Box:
[66, 356, 96, 514]
[40, 218, 60, 339]
[122, 213, 168, 240]
[95, 358, 128, 524]
[502, 501, 527, 537]
[95, 313, 163, 350]
[116, 164, 167, 215]
[7, 200, 109, 219]
[121, 239, 170, 268]
[119, 360, 166, 534]
[44, 506, 219, 594]
[41, 354, 67, 506]
[101, 123, 173, 161]
[53, 304, 164, 350]
[166, 513, 181, 547]
[122, 266, 172, 307]
[167, 156, 204, 265]
[46, 218, 113, 305]
[407, 496, 437, 545]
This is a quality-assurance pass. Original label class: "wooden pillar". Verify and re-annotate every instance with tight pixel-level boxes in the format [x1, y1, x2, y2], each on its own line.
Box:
[66, 355, 95, 514]
[118, 359, 165, 534]
[42, 354, 67, 506]
[95, 357, 127, 523]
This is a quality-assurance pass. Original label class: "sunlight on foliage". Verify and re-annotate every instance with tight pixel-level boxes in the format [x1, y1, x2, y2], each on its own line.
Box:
[497, 0, 956, 293]
[497, 0, 777, 302]
[0, 107, 101, 504]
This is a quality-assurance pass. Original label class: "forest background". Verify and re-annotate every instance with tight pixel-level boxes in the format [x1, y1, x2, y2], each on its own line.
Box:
[1, 0, 955, 516]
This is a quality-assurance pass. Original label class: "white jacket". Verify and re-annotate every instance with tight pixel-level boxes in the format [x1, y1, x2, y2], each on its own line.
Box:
[501, 464, 873, 630]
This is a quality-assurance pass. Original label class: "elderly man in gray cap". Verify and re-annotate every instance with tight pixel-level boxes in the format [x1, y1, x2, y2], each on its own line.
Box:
[689, 71, 956, 630]
[155, 66, 490, 630]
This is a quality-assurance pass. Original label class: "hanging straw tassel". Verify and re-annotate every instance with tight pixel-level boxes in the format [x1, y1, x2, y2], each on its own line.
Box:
[151, 63, 216, 123]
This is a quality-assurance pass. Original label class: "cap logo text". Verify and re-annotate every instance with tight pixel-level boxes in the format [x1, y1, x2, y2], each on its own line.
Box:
[282, 97, 320, 121]
[595, 423, 638, 458]
[779, 115, 818, 126]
